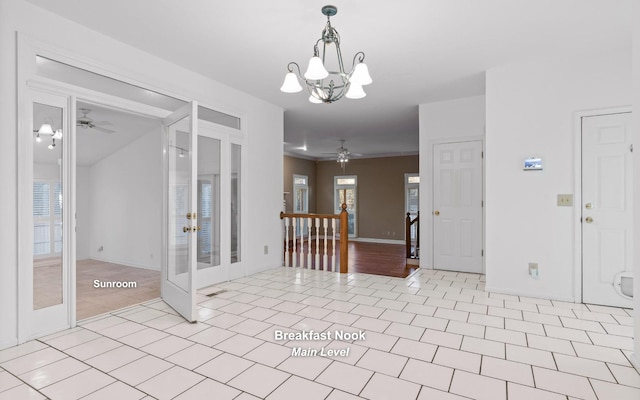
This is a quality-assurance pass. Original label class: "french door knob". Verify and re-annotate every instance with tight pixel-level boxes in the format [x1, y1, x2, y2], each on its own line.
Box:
[585, 203, 593, 209]
[585, 216, 594, 223]
[434, 210, 440, 216]
[183, 226, 190, 233]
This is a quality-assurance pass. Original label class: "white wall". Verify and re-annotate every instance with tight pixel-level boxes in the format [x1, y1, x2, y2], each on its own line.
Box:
[485, 51, 632, 301]
[0, 0, 283, 349]
[76, 166, 91, 260]
[89, 129, 162, 270]
[632, 0, 640, 371]
[418, 95, 486, 268]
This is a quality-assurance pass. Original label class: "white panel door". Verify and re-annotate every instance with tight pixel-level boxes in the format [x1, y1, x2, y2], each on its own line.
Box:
[433, 141, 483, 273]
[582, 113, 633, 308]
[162, 102, 198, 322]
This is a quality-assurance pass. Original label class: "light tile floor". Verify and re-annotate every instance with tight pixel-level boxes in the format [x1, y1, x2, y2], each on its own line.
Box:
[1, 268, 639, 400]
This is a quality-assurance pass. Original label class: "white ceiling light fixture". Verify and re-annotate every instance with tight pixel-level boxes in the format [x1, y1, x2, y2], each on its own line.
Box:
[34, 122, 62, 149]
[280, 5, 372, 104]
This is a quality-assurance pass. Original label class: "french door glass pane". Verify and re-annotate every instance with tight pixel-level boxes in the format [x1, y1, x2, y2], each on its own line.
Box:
[167, 116, 191, 291]
[33, 102, 63, 310]
[231, 144, 241, 263]
[197, 136, 221, 268]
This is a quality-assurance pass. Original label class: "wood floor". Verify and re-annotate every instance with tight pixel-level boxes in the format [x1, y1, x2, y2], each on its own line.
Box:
[34, 259, 160, 320]
[285, 239, 419, 278]
[345, 241, 418, 278]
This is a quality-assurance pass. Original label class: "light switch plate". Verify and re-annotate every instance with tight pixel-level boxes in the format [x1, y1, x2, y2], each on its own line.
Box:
[557, 194, 573, 207]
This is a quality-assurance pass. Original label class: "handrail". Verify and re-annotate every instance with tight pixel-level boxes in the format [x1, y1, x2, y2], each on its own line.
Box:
[280, 204, 349, 273]
[406, 211, 419, 258]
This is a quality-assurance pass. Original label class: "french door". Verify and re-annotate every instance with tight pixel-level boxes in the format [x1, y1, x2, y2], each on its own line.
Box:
[19, 87, 76, 341]
[162, 102, 198, 322]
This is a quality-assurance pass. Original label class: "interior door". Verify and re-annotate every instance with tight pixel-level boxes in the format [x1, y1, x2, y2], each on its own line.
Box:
[20, 87, 76, 341]
[582, 112, 633, 308]
[163, 102, 198, 322]
[433, 141, 483, 273]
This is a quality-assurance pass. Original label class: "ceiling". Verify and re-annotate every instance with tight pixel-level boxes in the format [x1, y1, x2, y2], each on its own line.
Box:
[27, 0, 632, 160]
[34, 101, 160, 167]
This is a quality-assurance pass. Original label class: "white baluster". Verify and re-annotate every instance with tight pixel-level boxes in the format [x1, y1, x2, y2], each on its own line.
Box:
[284, 217, 290, 267]
[307, 217, 312, 269]
[292, 217, 298, 268]
[323, 218, 329, 270]
[331, 218, 337, 272]
[315, 217, 321, 270]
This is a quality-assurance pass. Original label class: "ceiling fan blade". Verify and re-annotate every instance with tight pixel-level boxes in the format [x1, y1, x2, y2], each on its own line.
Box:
[91, 121, 114, 126]
[91, 126, 115, 134]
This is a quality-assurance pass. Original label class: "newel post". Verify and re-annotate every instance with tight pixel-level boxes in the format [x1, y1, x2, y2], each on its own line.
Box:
[406, 212, 411, 258]
[339, 203, 348, 273]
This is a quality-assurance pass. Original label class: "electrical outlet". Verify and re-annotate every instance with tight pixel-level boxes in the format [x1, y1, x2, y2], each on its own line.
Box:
[264, 245, 269, 255]
[528, 262, 539, 279]
[557, 194, 573, 207]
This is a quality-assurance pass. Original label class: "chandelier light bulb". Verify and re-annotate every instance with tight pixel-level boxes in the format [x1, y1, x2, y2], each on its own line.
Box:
[48, 139, 56, 150]
[53, 129, 63, 140]
[35, 133, 42, 143]
[345, 83, 366, 99]
[351, 63, 372, 85]
[308, 94, 323, 104]
[38, 123, 54, 135]
[280, 72, 303, 93]
[304, 56, 329, 80]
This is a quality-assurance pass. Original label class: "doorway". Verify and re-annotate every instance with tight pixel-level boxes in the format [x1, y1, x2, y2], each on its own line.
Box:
[580, 112, 633, 308]
[334, 175, 357, 237]
[432, 140, 483, 273]
[20, 57, 245, 341]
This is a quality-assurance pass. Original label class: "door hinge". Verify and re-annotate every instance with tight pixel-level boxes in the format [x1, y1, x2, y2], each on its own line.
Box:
[481, 151, 484, 158]
[631, 144, 634, 153]
[481, 249, 484, 256]
[481, 200, 484, 207]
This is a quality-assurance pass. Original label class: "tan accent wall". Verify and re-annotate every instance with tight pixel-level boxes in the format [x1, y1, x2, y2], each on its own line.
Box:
[283, 155, 317, 213]
[316, 155, 419, 240]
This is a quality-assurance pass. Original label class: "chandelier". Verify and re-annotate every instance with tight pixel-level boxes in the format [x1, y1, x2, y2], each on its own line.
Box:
[280, 5, 372, 104]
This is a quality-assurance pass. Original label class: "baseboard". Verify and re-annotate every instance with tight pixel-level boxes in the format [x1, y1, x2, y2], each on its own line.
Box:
[484, 285, 576, 302]
[89, 256, 160, 271]
[0, 338, 18, 351]
[350, 238, 405, 245]
[631, 353, 640, 373]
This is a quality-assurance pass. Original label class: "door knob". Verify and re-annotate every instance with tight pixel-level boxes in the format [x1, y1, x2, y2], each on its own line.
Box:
[585, 203, 593, 209]
[186, 212, 192, 220]
[183, 226, 190, 233]
[585, 216, 593, 223]
[434, 210, 440, 216]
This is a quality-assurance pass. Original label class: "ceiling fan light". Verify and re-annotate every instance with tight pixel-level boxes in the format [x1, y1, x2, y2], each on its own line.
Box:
[53, 129, 63, 140]
[304, 56, 329, 80]
[280, 72, 303, 93]
[47, 139, 56, 150]
[35, 133, 42, 143]
[38, 123, 54, 135]
[345, 83, 366, 99]
[351, 62, 372, 85]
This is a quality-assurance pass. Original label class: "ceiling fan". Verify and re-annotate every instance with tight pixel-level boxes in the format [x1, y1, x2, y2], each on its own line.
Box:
[324, 139, 363, 171]
[76, 108, 115, 134]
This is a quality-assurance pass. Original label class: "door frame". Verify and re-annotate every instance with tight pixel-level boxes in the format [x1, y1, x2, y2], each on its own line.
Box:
[572, 106, 632, 304]
[425, 137, 485, 273]
[16, 34, 248, 341]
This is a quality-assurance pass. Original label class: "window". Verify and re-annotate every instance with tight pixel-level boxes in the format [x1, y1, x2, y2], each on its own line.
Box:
[334, 175, 357, 237]
[405, 173, 420, 215]
[293, 174, 309, 214]
[33, 181, 62, 257]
